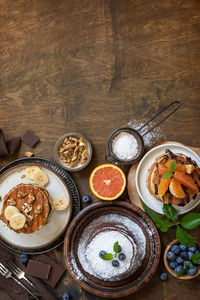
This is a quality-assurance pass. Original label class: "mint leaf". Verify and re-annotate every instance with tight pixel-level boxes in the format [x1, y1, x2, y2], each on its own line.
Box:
[141, 201, 173, 232]
[190, 252, 200, 263]
[176, 267, 187, 277]
[163, 203, 178, 222]
[162, 171, 173, 178]
[113, 241, 119, 253]
[189, 263, 194, 269]
[169, 160, 176, 172]
[181, 213, 200, 230]
[102, 253, 113, 261]
[176, 226, 195, 247]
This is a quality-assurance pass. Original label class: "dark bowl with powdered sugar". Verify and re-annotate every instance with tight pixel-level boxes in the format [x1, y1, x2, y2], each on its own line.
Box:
[64, 201, 161, 298]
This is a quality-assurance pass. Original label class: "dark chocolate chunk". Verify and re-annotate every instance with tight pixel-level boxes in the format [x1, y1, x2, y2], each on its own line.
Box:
[193, 194, 197, 200]
[22, 130, 39, 148]
[168, 193, 173, 204]
[164, 155, 169, 161]
[185, 193, 190, 203]
[25, 260, 51, 280]
[37, 254, 65, 288]
[154, 184, 158, 195]
[178, 199, 185, 207]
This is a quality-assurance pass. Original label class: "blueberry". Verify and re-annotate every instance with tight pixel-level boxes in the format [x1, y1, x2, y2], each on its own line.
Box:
[184, 260, 191, 269]
[160, 272, 168, 280]
[176, 256, 183, 264]
[119, 253, 126, 261]
[188, 251, 193, 258]
[82, 195, 91, 204]
[62, 292, 71, 300]
[195, 249, 200, 254]
[179, 244, 187, 251]
[188, 246, 197, 253]
[112, 260, 119, 267]
[99, 250, 107, 258]
[19, 254, 29, 264]
[167, 251, 176, 261]
[174, 265, 184, 274]
[187, 266, 197, 276]
[118, 245, 122, 253]
[169, 261, 177, 269]
[171, 245, 180, 255]
[180, 251, 188, 260]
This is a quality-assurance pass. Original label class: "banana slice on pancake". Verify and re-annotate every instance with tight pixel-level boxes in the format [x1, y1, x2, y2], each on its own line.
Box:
[10, 213, 26, 230]
[33, 170, 49, 186]
[53, 196, 69, 210]
[4, 205, 20, 221]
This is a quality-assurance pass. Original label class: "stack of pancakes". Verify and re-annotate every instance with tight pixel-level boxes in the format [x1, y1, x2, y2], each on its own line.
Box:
[1, 183, 52, 233]
[147, 149, 200, 206]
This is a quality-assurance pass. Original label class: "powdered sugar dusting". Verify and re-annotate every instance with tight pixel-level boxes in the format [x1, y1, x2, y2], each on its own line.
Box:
[70, 213, 146, 282]
[128, 119, 165, 147]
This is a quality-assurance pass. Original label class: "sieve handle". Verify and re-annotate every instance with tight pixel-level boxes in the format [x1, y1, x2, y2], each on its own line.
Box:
[138, 101, 181, 137]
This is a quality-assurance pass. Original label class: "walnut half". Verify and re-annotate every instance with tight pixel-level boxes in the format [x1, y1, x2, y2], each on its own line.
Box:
[35, 205, 43, 215]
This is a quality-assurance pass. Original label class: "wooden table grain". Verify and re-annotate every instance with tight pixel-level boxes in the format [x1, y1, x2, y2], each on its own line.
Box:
[0, 0, 200, 299]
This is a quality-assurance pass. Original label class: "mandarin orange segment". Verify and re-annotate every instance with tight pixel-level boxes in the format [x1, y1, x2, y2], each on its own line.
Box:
[185, 165, 195, 174]
[158, 164, 169, 176]
[165, 160, 195, 174]
[174, 171, 198, 192]
[158, 177, 171, 197]
[169, 177, 185, 198]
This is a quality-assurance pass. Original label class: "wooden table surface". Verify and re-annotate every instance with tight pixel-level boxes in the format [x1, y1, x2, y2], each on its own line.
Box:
[0, 0, 200, 299]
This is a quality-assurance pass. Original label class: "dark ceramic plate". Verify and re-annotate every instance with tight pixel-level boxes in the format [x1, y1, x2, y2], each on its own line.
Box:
[64, 201, 161, 298]
[0, 157, 80, 254]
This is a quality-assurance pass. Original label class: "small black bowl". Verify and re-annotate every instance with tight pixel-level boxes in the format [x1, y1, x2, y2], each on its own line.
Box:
[105, 128, 144, 165]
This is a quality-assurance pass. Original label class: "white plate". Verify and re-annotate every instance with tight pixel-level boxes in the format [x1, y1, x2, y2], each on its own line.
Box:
[0, 164, 72, 249]
[135, 143, 200, 215]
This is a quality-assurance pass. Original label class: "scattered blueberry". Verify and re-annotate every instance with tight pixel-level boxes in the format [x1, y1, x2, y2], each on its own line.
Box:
[187, 266, 197, 276]
[188, 246, 197, 253]
[184, 260, 191, 269]
[180, 251, 188, 260]
[167, 251, 176, 261]
[112, 260, 119, 267]
[160, 272, 168, 281]
[118, 245, 122, 253]
[62, 292, 71, 300]
[99, 250, 107, 258]
[188, 251, 193, 258]
[179, 244, 187, 251]
[195, 249, 200, 254]
[176, 256, 184, 264]
[174, 265, 183, 274]
[19, 254, 29, 264]
[169, 261, 177, 269]
[119, 253, 126, 261]
[171, 245, 180, 255]
[82, 195, 91, 204]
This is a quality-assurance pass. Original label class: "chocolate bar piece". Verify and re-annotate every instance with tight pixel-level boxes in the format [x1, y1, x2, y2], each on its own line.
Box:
[22, 130, 39, 148]
[37, 254, 65, 288]
[25, 260, 51, 280]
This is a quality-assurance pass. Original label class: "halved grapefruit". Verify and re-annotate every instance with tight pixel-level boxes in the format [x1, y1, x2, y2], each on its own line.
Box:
[89, 164, 126, 200]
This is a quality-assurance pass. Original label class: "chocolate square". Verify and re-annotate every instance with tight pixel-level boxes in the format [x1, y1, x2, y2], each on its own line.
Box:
[37, 254, 65, 288]
[25, 260, 51, 280]
[22, 130, 39, 148]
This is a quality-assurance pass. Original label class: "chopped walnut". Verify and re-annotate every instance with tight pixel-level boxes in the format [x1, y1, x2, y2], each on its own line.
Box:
[7, 198, 16, 205]
[35, 204, 43, 214]
[21, 174, 26, 179]
[27, 193, 35, 204]
[25, 151, 34, 157]
[18, 191, 27, 198]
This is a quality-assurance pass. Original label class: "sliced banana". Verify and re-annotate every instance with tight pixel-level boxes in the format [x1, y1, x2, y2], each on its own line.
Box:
[25, 166, 40, 179]
[33, 170, 48, 186]
[4, 205, 20, 221]
[10, 213, 26, 230]
[53, 196, 69, 210]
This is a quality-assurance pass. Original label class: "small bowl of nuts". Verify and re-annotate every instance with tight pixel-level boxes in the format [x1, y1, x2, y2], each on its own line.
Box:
[53, 132, 92, 171]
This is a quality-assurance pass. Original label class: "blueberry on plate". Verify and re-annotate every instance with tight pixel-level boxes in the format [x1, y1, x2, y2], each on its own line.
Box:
[188, 245, 197, 253]
[118, 245, 122, 253]
[167, 251, 176, 261]
[180, 251, 188, 260]
[179, 244, 187, 251]
[119, 253, 126, 261]
[169, 261, 177, 269]
[187, 266, 197, 276]
[19, 254, 29, 264]
[171, 245, 180, 255]
[62, 292, 71, 300]
[112, 260, 119, 267]
[174, 265, 184, 274]
[176, 256, 183, 264]
[160, 272, 168, 281]
[82, 195, 91, 204]
[99, 250, 107, 258]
